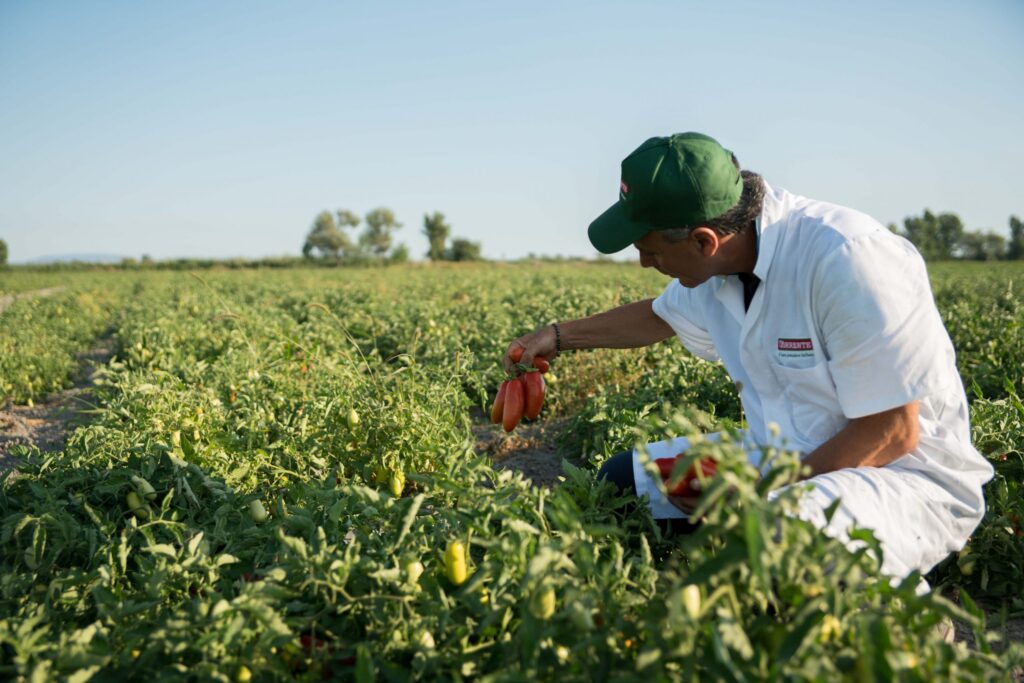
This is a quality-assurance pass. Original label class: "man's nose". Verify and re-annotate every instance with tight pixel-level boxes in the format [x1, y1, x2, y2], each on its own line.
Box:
[639, 253, 654, 268]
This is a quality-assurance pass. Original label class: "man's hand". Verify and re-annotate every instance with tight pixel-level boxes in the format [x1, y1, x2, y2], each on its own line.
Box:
[666, 494, 701, 516]
[503, 326, 557, 374]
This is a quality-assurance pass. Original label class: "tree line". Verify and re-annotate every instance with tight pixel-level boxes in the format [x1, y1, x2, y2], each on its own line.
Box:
[301, 209, 482, 264]
[3, 209, 1020, 271]
[890, 212, 1024, 261]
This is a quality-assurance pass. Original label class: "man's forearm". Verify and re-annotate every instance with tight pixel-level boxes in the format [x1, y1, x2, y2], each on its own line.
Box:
[560, 299, 675, 351]
[800, 402, 920, 478]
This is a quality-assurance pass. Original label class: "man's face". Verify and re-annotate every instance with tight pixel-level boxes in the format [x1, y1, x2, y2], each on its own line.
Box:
[633, 229, 717, 288]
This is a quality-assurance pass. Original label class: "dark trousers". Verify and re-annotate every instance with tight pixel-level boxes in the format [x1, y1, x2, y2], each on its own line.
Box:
[597, 450, 700, 536]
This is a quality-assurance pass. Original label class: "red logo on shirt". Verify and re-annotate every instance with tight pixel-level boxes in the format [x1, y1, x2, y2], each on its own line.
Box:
[778, 338, 813, 351]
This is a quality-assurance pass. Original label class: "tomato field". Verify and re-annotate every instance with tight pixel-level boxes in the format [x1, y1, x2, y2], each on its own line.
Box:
[1, 262, 1022, 681]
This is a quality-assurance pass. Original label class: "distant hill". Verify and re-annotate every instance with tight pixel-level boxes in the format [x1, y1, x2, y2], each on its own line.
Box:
[25, 253, 128, 265]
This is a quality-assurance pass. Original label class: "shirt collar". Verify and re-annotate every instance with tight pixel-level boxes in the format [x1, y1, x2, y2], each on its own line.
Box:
[751, 180, 788, 282]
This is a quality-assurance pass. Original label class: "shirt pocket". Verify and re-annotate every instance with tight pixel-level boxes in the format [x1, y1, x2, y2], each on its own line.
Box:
[769, 361, 847, 446]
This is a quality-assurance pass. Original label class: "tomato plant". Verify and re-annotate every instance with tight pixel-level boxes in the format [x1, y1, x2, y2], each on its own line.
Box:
[0, 263, 1020, 681]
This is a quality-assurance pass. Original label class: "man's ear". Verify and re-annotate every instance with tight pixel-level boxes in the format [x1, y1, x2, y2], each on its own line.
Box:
[689, 227, 720, 257]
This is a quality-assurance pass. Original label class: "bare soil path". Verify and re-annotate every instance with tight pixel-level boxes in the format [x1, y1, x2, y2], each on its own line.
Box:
[471, 409, 572, 488]
[0, 286, 66, 313]
[946, 587, 1024, 658]
[0, 339, 114, 471]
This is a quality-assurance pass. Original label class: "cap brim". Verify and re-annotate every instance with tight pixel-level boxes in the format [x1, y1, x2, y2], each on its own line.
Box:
[587, 202, 653, 254]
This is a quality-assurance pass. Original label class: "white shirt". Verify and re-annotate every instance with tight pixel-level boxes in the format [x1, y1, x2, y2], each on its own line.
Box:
[651, 182, 993, 512]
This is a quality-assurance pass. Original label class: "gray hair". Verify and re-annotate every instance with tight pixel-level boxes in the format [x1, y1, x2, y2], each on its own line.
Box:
[660, 168, 766, 243]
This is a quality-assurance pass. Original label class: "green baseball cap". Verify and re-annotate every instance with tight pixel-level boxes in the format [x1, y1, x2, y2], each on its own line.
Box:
[588, 132, 743, 254]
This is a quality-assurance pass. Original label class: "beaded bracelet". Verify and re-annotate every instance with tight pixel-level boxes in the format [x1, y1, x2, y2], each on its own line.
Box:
[553, 323, 562, 355]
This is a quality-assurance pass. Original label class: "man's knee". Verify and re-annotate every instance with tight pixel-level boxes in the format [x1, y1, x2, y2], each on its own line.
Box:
[597, 450, 635, 495]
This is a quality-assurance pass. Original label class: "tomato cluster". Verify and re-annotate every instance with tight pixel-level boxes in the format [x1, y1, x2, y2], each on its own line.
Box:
[490, 347, 549, 432]
[655, 456, 717, 496]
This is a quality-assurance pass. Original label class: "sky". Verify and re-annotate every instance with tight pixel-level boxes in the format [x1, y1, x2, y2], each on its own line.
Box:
[1, 0, 1022, 263]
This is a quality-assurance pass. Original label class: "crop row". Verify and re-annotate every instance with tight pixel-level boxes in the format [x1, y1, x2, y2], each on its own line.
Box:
[0, 263, 1022, 680]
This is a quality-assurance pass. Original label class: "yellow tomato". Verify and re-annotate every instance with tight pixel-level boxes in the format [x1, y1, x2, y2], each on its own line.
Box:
[444, 540, 469, 586]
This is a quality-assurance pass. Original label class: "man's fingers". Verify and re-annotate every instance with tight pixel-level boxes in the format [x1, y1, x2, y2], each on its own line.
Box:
[503, 327, 557, 373]
[504, 340, 527, 371]
[667, 495, 700, 515]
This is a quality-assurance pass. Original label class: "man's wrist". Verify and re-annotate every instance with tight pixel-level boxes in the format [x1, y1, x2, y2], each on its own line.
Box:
[552, 323, 562, 355]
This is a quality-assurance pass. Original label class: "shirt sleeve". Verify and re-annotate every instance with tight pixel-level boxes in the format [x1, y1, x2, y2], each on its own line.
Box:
[652, 280, 720, 362]
[815, 233, 956, 418]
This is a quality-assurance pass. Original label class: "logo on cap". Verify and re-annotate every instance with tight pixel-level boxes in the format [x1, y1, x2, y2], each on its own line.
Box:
[619, 180, 630, 200]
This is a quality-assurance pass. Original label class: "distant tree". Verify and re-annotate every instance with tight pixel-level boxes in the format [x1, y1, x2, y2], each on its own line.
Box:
[360, 208, 402, 256]
[937, 213, 965, 259]
[446, 238, 482, 262]
[336, 210, 361, 231]
[303, 211, 351, 262]
[390, 243, 410, 264]
[982, 232, 1007, 260]
[901, 210, 964, 261]
[960, 230, 1007, 261]
[335, 210, 361, 256]
[0, 239, 7, 267]
[423, 212, 451, 261]
[1009, 215, 1024, 261]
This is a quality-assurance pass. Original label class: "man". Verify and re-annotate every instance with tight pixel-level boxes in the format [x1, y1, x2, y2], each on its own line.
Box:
[504, 132, 993, 589]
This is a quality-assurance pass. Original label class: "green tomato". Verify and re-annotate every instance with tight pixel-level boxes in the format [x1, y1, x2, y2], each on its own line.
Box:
[818, 615, 842, 644]
[444, 540, 469, 586]
[249, 500, 269, 523]
[530, 585, 556, 621]
[417, 630, 435, 650]
[389, 470, 405, 497]
[405, 560, 424, 586]
[681, 584, 701, 620]
[347, 409, 360, 429]
[567, 603, 593, 631]
[126, 491, 150, 520]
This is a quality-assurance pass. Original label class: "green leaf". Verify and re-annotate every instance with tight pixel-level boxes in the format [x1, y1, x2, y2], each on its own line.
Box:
[66, 666, 101, 683]
[144, 544, 177, 558]
[187, 531, 205, 556]
[355, 644, 376, 683]
[776, 606, 824, 663]
[743, 509, 767, 592]
[276, 529, 308, 559]
[392, 493, 424, 550]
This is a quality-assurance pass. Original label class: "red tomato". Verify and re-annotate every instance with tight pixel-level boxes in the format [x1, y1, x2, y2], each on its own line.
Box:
[300, 633, 328, 652]
[532, 357, 550, 373]
[656, 456, 717, 496]
[655, 458, 685, 495]
[510, 346, 524, 363]
[503, 379, 525, 432]
[681, 458, 717, 494]
[522, 372, 545, 420]
[491, 381, 508, 424]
